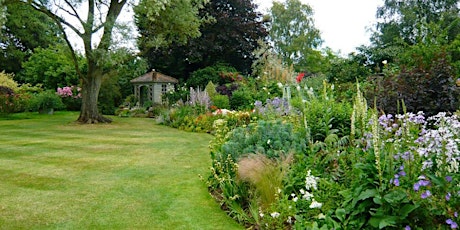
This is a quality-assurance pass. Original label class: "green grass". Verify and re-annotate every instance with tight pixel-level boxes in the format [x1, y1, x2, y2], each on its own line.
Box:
[0, 112, 242, 229]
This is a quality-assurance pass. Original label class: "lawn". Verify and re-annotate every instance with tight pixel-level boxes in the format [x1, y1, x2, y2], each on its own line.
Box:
[0, 112, 242, 229]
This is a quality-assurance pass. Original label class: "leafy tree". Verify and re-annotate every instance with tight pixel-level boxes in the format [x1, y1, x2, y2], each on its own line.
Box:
[18, 44, 81, 90]
[269, 0, 322, 73]
[0, 1, 62, 74]
[138, 0, 268, 79]
[373, 0, 459, 47]
[98, 48, 148, 114]
[21, 0, 207, 123]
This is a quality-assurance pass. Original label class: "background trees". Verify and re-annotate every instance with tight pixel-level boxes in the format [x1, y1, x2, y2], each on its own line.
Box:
[0, 1, 62, 74]
[269, 0, 323, 73]
[137, 0, 268, 81]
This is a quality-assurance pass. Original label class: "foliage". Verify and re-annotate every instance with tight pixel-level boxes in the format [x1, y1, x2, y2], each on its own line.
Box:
[269, 0, 322, 72]
[0, 1, 62, 74]
[229, 87, 254, 111]
[0, 86, 17, 114]
[373, 0, 459, 46]
[98, 73, 122, 115]
[211, 94, 230, 110]
[139, 0, 268, 79]
[292, 81, 352, 142]
[187, 63, 239, 89]
[28, 90, 65, 112]
[205, 81, 218, 98]
[327, 53, 372, 84]
[208, 119, 306, 225]
[103, 48, 149, 100]
[220, 120, 306, 162]
[18, 44, 80, 90]
[203, 79, 460, 228]
[0, 71, 18, 91]
[368, 50, 459, 116]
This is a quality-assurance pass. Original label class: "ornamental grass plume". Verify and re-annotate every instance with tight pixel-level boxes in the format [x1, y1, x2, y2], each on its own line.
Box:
[237, 153, 292, 209]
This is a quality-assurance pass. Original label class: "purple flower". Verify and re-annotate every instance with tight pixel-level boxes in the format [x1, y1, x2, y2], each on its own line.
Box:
[446, 193, 452, 201]
[393, 178, 400, 186]
[413, 183, 421, 191]
[405, 226, 411, 230]
[419, 180, 430, 186]
[455, 212, 458, 218]
[446, 176, 453, 182]
[447, 219, 458, 229]
[421, 190, 431, 199]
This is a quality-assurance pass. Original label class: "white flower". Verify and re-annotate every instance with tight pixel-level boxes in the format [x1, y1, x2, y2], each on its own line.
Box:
[277, 82, 283, 88]
[293, 197, 298, 202]
[299, 189, 305, 195]
[271, 212, 280, 218]
[305, 170, 319, 190]
[302, 191, 314, 201]
[259, 212, 264, 218]
[317, 213, 326, 219]
[267, 139, 271, 145]
[382, 60, 388, 65]
[309, 199, 323, 209]
[287, 216, 293, 224]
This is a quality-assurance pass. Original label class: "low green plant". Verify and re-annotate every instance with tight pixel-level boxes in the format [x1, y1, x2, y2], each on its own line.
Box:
[237, 154, 291, 210]
[28, 90, 65, 113]
[211, 94, 230, 109]
[229, 87, 254, 110]
[221, 120, 306, 161]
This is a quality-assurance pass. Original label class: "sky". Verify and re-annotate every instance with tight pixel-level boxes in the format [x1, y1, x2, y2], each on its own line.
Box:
[254, 0, 384, 55]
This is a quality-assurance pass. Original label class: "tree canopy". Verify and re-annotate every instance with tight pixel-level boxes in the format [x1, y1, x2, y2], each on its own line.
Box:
[137, 0, 268, 79]
[269, 0, 322, 73]
[373, 0, 460, 47]
[0, 1, 62, 74]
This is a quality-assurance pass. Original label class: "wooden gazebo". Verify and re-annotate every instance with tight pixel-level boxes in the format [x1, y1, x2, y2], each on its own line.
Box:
[130, 70, 178, 105]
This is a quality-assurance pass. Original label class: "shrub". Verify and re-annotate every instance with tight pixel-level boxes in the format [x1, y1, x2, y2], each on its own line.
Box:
[220, 120, 306, 162]
[187, 63, 238, 89]
[216, 83, 239, 98]
[230, 87, 254, 110]
[0, 86, 17, 114]
[211, 94, 230, 109]
[99, 74, 122, 115]
[0, 72, 18, 91]
[291, 81, 352, 142]
[28, 90, 65, 113]
[57, 86, 82, 111]
[369, 52, 459, 116]
[205, 81, 218, 98]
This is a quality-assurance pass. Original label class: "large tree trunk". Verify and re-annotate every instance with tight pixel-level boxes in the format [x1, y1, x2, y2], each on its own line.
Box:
[77, 68, 112, 124]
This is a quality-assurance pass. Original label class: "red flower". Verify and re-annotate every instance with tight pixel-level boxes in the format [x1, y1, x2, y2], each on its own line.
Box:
[296, 72, 305, 83]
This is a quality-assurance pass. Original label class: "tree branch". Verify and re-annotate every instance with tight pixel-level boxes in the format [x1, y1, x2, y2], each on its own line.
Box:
[29, 0, 83, 37]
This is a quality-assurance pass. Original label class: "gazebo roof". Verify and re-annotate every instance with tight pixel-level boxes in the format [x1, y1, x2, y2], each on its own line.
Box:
[130, 70, 179, 84]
